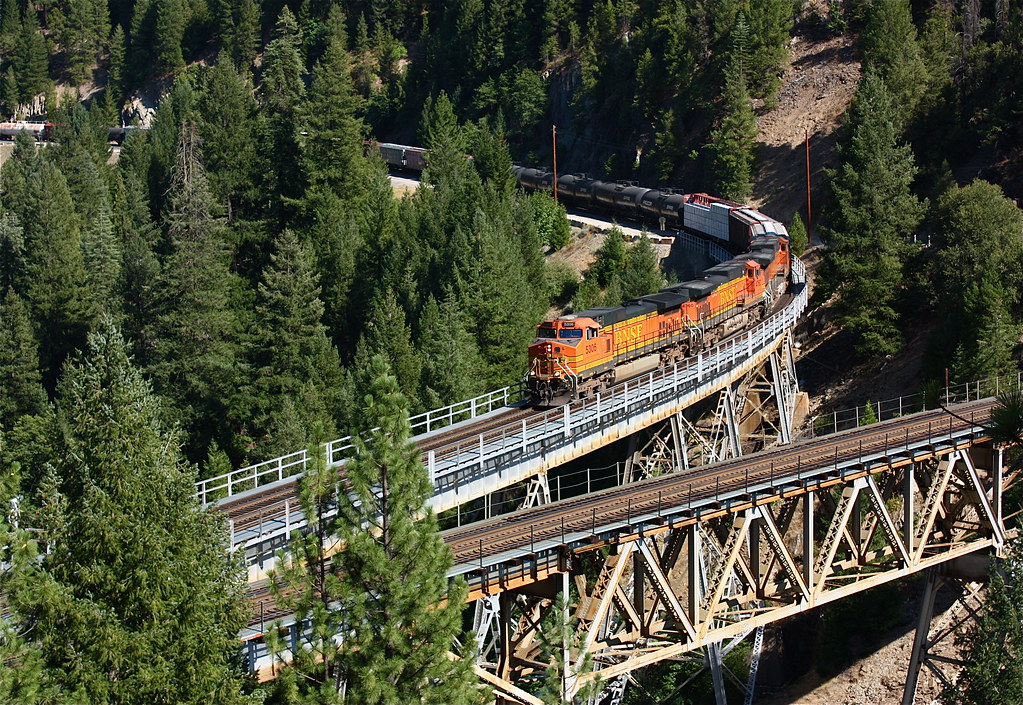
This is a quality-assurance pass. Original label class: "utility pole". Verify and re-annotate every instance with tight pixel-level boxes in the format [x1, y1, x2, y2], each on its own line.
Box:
[552, 124, 559, 203]
[805, 127, 812, 242]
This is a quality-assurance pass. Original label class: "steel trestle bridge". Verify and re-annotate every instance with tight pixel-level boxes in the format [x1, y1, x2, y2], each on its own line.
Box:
[202, 252, 1013, 704]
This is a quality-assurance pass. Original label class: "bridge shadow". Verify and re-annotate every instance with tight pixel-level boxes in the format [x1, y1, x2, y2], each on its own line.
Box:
[758, 573, 968, 703]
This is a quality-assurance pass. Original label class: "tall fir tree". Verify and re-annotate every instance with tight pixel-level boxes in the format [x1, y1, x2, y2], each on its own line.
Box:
[709, 54, 757, 202]
[824, 73, 923, 357]
[20, 160, 93, 387]
[0, 208, 23, 291]
[50, 0, 110, 85]
[418, 291, 486, 410]
[860, 0, 928, 125]
[245, 229, 344, 459]
[258, 7, 307, 227]
[302, 7, 370, 197]
[149, 122, 242, 460]
[154, 0, 185, 74]
[196, 57, 259, 219]
[6, 320, 251, 704]
[13, 7, 49, 105]
[0, 288, 48, 428]
[353, 289, 422, 415]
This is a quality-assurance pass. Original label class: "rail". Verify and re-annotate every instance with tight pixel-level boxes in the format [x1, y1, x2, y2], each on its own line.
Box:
[197, 231, 743, 506]
[223, 260, 808, 558]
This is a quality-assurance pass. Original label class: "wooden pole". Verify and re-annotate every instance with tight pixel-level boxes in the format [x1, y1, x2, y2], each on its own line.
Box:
[805, 127, 812, 239]
[552, 124, 558, 203]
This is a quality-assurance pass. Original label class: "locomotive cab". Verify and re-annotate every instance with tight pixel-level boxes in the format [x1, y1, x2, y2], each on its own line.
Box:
[526, 316, 601, 405]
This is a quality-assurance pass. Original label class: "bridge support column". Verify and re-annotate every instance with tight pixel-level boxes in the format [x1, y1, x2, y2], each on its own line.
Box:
[901, 569, 985, 705]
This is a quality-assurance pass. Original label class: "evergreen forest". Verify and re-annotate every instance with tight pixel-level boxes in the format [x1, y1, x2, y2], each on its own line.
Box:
[0, 0, 1022, 702]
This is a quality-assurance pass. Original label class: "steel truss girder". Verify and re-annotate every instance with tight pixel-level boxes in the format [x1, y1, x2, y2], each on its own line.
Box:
[478, 444, 1007, 703]
[630, 340, 800, 481]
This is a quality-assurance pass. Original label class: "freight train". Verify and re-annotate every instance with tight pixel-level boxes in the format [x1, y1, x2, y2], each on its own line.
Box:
[0, 121, 144, 143]
[365, 140, 795, 405]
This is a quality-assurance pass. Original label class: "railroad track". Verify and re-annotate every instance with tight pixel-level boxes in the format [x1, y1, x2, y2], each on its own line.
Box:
[441, 398, 996, 567]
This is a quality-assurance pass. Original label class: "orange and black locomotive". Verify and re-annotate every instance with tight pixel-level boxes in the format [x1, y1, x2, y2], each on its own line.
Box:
[526, 235, 790, 405]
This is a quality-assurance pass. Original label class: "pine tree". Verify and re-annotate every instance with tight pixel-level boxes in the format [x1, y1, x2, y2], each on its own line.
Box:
[104, 24, 127, 112]
[154, 0, 185, 74]
[220, 0, 259, 67]
[261, 7, 305, 111]
[0, 209, 23, 291]
[709, 54, 757, 201]
[196, 57, 259, 219]
[81, 199, 120, 316]
[621, 235, 664, 299]
[13, 7, 49, 105]
[418, 292, 486, 410]
[788, 210, 808, 256]
[304, 187, 366, 353]
[588, 227, 626, 288]
[0, 289, 47, 428]
[51, 0, 110, 85]
[116, 171, 161, 364]
[245, 229, 344, 459]
[353, 290, 422, 414]
[6, 320, 251, 704]
[20, 161, 93, 387]
[824, 73, 923, 357]
[330, 355, 482, 704]
[302, 7, 370, 197]
[0, 510, 54, 704]
[265, 426, 350, 704]
[149, 122, 242, 460]
[258, 8, 307, 227]
[860, 0, 928, 124]
[0, 66, 19, 117]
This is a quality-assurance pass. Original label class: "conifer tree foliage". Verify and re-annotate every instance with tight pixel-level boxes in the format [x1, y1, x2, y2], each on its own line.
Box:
[823, 73, 923, 358]
[13, 7, 50, 105]
[195, 57, 259, 220]
[331, 355, 481, 704]
[5, 320, 251, 705]
[246, 228, 344, 459]
[859, 0, 929, 125]
[929, 179, 1023, 382]
[19, 159, 94, 387]
[149, 122, 243, 461]
[301, 6, 371, 197]
[0, 506, 54, 705]
[709, 53, 757, 202]
[0, 289, 48, 429]
[946, 544, 1023, 705]
[266, 429, 349, 704]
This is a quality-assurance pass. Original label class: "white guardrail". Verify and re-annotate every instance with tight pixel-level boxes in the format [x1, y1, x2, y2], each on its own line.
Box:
[195, 386, 520, 505]
[224, 261, 809, 565]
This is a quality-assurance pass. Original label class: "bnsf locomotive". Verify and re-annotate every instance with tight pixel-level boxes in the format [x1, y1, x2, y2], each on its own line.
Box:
[525, 235, 790, 405]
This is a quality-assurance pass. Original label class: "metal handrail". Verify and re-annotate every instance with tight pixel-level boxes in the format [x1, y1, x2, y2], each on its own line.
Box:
[195, 384, 522, 504]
